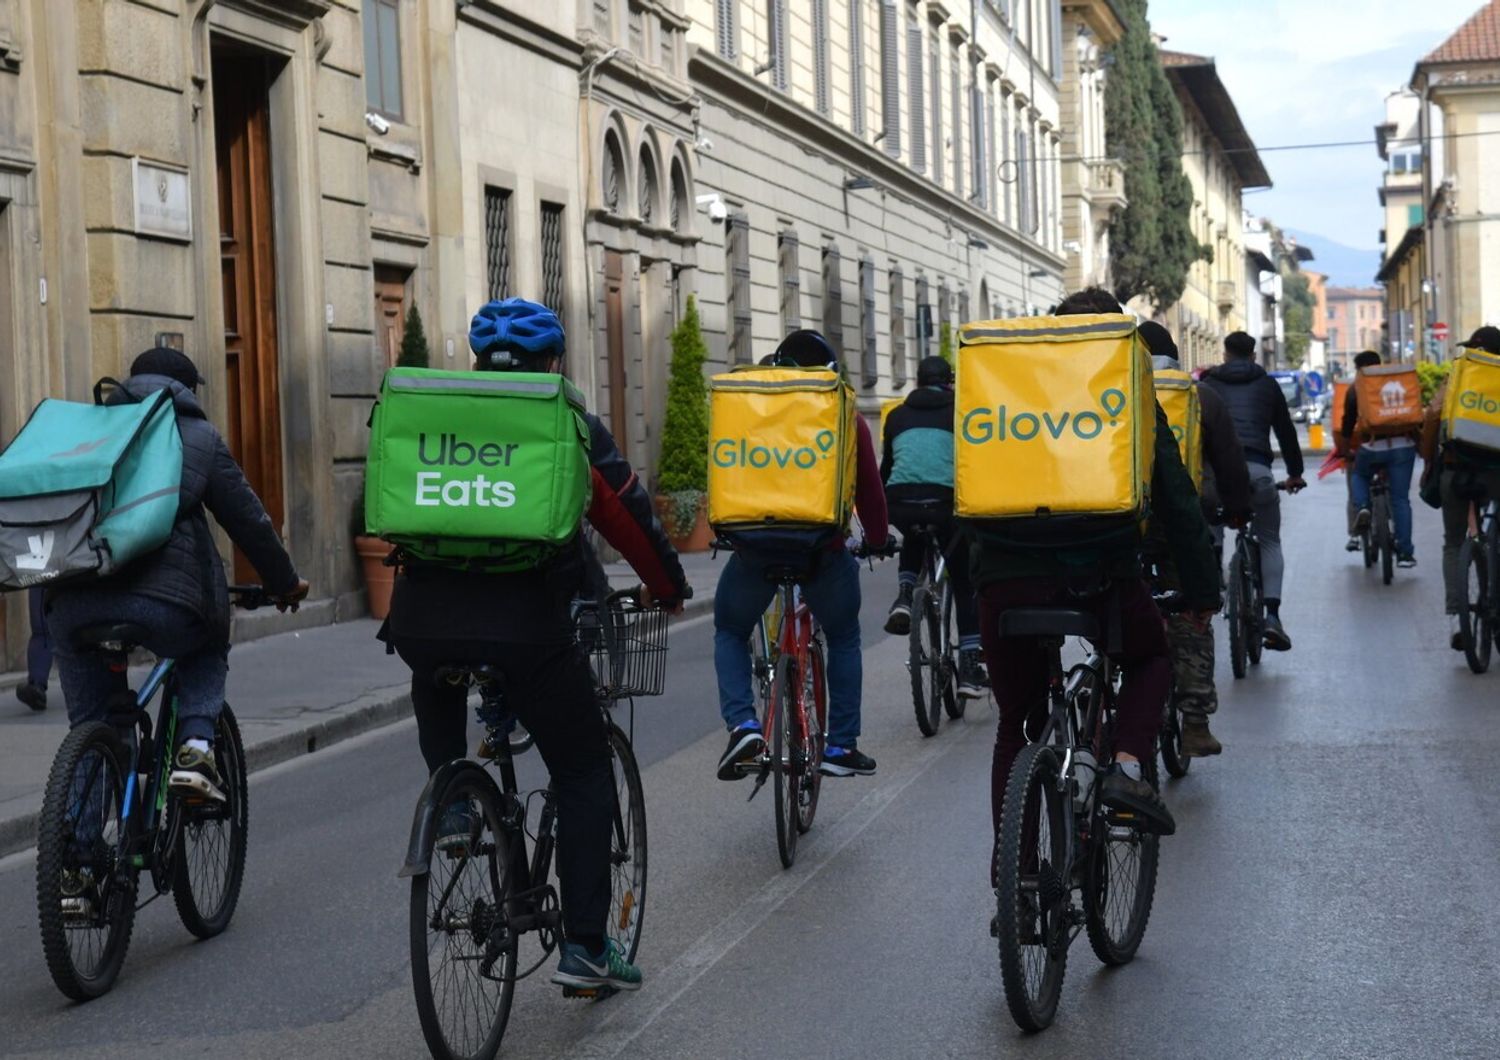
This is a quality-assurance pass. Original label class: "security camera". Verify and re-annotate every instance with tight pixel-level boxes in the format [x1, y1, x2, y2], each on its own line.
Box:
[696, 193, 728, 223]
[364, 111, 391, 135]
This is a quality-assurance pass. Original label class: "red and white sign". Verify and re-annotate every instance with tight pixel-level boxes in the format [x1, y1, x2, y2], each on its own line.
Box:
[1433, 322, 1450, 342]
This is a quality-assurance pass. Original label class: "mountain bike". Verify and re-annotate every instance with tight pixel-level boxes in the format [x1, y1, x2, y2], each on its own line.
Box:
[403, 589, 662, 1060]
[905, 521, 963, 737]
[1459, 498, 1500, 674]
[1359, 467, 1394, 585]
[1143, 571, 1189, 780]
[1226, 482, 1291, 678]
[991, 594, 1161, 1032]
[35, 585, 282, 1001]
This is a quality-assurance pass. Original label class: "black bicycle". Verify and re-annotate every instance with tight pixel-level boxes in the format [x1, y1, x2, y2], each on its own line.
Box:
[1459, 498, 1500, 674]
[991, 594, 1161, 1032]
[905, 521, 964, 737]
[1225, 519, 1264, 680]
[35, 585, 279, 1001]
[403, 589, 663, 1060]
[1359, 467, 1395, 585]
[1145, 576, 1190, 780]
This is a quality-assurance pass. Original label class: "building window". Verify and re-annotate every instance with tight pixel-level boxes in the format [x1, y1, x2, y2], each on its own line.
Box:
[859, 256, 878, 389]
[1407, 203, 1424, 227]
[768, 0, 789, 92]
[363, 0, 403, 118]
[880, 1, 901, 156]
[638, 148, 658, 225]
[540, 201, 565, 316]
[779, 229, 802, 334]
[891, 265, 907, 387]
[670, 160, 688, 232]
[915, 273, 932, 359]
[1002, 96, 1014, 226]
[950, 42, 964, 200]
[812, 0, 831, 115]
[628, 5, 644, 53]
[984, 79, 997, 211]
[716, 0, 738, 59]
[727, 212, 752, 363]
[822, 243, 844, 360]
[593, 0, 613, 37]
[484, 185, 511, 300]
[938, 277, 951, 343]
[929, 22, 943, 185]
[850, 0, 867, 135]
[907, 5, 925, 173]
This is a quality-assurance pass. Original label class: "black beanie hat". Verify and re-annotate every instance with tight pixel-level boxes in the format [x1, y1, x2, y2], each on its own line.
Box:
[1137, 320, 1178, 362]
[131, 347, 205, 391]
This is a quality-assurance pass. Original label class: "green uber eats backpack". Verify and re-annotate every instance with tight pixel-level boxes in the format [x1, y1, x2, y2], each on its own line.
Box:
[0, 380, 184, 590]
[364, 368, 593, 571]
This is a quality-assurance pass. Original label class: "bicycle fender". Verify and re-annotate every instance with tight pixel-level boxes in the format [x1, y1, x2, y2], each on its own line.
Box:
[397, 759, 500, 878]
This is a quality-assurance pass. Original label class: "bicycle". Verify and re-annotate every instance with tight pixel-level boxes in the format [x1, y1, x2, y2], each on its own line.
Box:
[1225, 482, 1291, 679]
[990, 593, 1161, 1031]
[35, 584, 279, 1001]
[402, 588, 662, 1060]
[904, 521, 964, 737]
[1358, 466, 1395, 585]
[1143, 568, 1189, 780]
[1459, 498, 1500, 674]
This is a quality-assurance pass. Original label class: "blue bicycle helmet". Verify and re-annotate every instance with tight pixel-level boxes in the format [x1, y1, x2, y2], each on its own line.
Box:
[468, 298, 566, 370]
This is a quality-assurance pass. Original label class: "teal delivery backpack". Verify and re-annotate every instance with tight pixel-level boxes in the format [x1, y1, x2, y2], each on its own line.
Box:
[0, 380, 184, 589]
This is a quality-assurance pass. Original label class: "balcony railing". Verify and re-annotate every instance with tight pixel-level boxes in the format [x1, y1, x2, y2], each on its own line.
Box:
[1085, 159, 1127, 211]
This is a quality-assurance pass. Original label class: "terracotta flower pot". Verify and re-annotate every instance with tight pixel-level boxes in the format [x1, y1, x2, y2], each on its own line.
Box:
[655, 494, 712, 553]
[354, 535, 396, 620]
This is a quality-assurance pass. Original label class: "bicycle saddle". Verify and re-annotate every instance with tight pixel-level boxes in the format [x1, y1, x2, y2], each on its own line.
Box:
[73, 623, 149, 652]
[996, 609, 1099, 640]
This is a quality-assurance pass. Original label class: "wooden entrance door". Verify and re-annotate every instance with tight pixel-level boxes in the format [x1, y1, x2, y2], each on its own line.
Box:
[605, 251, 629, 456]
[214, 51, 284, 580]
[374, 266, 409, 368]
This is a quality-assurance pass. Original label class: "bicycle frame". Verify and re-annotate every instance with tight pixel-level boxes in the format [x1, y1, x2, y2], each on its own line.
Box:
[758, 582, 821, 767]
[1035, 642, 1113, 880]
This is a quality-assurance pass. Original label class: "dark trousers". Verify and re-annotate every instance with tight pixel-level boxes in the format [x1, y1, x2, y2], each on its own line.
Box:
[393, 636, 614, 947]
[890, 505, 979, 643]
[979, 577, 1168, 841]
[27, 587, 53, 688]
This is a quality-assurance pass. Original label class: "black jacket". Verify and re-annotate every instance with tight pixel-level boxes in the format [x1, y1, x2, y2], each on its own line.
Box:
[50, 375, 299, 640]
[386, 412, 688, 646]
[1199, 382, 1253, 517]
[1200, 359, 1304, 476]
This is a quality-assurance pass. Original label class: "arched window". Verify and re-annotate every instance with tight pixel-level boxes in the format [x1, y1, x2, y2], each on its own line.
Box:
[638, 146, 658, 225]
[669, 159, 688, 233]
[602, 131, 624, 215]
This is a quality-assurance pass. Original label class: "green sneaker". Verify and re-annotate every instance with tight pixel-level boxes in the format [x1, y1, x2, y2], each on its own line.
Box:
[169, 745, 226, 801]
[550, 939, 642, 992]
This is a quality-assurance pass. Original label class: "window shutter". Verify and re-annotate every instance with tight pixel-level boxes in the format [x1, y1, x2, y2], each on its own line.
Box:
[859, 256, 878, 390]
[915, 273, 931, 359]
[890, 265, 907, 387]
[728, 213, 752, 363]
[812, 0, 830, 115]
[907, 9, 925, 173]
[716, 0, 737, 59]
[822, 244, 844, 360]
[984, 82, 997, 212]
[770, 0, 789, 92]
[950, 44, 963, 198]
[849, 0, 866, 135]
[937, 278, 950, 345]
[1001, 98, 1013, 225]
[779, 229, 801, 332]
[880, 1, 900, 156]
[928, 24, 941, 183]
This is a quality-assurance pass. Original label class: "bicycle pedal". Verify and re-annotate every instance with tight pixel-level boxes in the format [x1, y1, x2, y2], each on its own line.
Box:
[562, 985, 617, 1001]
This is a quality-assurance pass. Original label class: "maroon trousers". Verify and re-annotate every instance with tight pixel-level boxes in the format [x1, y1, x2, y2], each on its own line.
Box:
[979, 577, 1169, 840]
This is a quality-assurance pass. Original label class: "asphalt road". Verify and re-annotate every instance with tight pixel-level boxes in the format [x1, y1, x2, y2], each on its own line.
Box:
[3, 478, 1500, 1059]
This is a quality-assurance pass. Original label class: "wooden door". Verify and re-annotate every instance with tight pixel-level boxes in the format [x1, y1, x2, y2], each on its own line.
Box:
[214, 51, 285, 580]
[605, 251, 629, 456]
[374, 266, 408, 368]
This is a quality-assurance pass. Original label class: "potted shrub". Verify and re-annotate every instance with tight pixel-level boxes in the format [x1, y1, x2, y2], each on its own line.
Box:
[655, 295, 712, 552]
[357, 302, 430, 618]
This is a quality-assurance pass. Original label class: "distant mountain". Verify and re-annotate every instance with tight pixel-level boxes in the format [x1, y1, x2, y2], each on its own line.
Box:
[1284, 229, 1384, 288]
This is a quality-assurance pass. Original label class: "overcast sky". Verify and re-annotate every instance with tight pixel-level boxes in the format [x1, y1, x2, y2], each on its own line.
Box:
[1147, 0, 1483, 250]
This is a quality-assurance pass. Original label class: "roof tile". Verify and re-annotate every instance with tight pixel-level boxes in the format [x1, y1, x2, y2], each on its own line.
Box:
[1422, 0, 1500, 65]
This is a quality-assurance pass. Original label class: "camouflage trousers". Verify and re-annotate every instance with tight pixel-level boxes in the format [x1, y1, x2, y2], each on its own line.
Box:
[1165, 613, 1217, 718]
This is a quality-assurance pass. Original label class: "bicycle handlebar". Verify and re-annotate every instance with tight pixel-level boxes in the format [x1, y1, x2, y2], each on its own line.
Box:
[850, 537, 899, 560]
[227, 584, 303, 612]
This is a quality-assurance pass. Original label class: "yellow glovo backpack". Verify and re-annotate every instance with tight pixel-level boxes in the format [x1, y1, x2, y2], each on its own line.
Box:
[1153, 367, 1202, 489]
[707, 366, 858, 556]
[955, 314, 1156, 547]
[1442, 346, 1500, 460]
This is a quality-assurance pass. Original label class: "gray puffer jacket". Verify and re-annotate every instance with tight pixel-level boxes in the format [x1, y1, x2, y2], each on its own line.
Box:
[51, 374, 299, 641]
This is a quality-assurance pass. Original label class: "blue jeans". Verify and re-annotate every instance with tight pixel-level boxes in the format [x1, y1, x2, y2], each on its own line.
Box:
[48, 592, 228, 744]
[1351, 446, 1417, 557]
[714, 550, 864, 748]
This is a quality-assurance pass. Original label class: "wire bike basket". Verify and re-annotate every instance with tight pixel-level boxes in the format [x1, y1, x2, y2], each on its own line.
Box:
[576, 598, 669, 697]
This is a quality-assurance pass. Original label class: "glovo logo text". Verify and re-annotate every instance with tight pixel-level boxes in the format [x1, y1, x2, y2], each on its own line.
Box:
[1459, 390, 1500, 416]
[712, 430, 837, 471]
[1169, 423, 1187, 445]
[960, 389, 1128, 445]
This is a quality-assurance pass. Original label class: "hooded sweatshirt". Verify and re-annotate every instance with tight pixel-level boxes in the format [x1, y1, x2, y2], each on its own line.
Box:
[1200, 358, 1305, 477]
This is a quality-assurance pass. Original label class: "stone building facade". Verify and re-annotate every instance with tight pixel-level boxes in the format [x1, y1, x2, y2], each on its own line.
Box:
[1058, 0, 1124, 293]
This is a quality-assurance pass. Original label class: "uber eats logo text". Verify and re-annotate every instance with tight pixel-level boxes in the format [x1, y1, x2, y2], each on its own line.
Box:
[960, 389, 1128, 444]
[712, 430, 837, 470]
[1459, 390, 1500, 416]
[413, 433, 519, 508]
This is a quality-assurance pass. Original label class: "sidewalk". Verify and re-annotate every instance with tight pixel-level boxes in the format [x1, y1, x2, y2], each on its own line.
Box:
[0, 550, 723, 857]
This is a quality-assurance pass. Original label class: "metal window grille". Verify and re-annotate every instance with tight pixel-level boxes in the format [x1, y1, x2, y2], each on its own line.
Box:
[890, 265, 907, 387]
[728, 213, 752, 363]
[769, 0, 789, 92]
[364, 0, 404, 117]
[859, 256, 877, 390]
[915, 274, 931, 359]
[483, 185, 511, 300]
[822, 244, 844, 360]
[928, 24, 941, 184]
[812, 0, 831, 115]
[907, 8, 924, 172]
[716, 0, 738, 59]
[540, 202, 565, 315]
[850, 0, 866, 135]
[778, 230, 801, 333]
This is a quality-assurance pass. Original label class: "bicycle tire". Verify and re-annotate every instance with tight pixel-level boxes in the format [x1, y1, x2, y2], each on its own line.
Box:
[796, 643, 826, 834]
[1227, 554, 1247, 680]
[36, 722, 136, 1001]
[771, 654, 800, 868]
[172, 704, 249, 938]
[940, 582, 964, 719]
[605, 719, 647, 963]
[1461, 537, 1491, 674]
[410, 765, 516, 1060]
[1488, 514, 1500, 655]
[909, 587, 941, 737]
[994, 743, 1069, 1032]
[1084, 754, 1161, 965]
[1160, 702, 1189, 779]
[1378, 499, 1394, 585]
[1245, 550, 1265, 667]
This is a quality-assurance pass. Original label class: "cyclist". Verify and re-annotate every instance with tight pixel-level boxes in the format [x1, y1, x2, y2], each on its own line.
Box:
[976, 289, 1220, 838]
[46, 347, 309, 799]
[380, 299, 690, 994]
[1200, 330, 1306, 650]
[881, 354, 986, 698]
[1139, 321, 1251, 758]
[1422, 326, 1500, 649]
[1338, 350, 1417, 569]
[714, 330, 890, 780]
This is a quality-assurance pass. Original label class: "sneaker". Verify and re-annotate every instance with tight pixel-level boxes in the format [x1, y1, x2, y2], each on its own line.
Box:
[1451, 613, 1466, 652]
[1397, 554, 1417, 569]
[957, 649, 989, 699]
[1345, 536, 1362, 553]
[820, 746, 876, 777]
[1099, 766, 1175, 835]
[169, 745, 226, 801]
[716, 722, 765, 781]
[16, 682, 46, 712]
[1353, 508, 1372, 533]
[884, 584, 914, 636]
[551, 939, 643, 992]
[435, 799, 476, 855]
[1263, 615, 1292, 652]
[1180, 717, 1223, 758]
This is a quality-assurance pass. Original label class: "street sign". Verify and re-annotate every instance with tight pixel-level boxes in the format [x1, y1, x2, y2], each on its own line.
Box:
[1433, 322, 1450, 343]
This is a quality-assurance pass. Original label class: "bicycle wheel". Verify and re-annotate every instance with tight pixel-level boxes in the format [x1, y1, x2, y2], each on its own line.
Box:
[1226, 554, 1247, 680]
[1085, 755, 1161, 965]
[1159, 701, 1189, 779]
[605, 719, 647, 963]
[1362, 525, 1376, 568]
[940, 582, 964, 719]
[410, 765, 516, 1060]
[771, 654, 800, 868]
[36, 722, 136, 1001]
[909, 587, 942, 737]
[1378, 499, 1394, 586]
[1245, 551, 1264, 667]
[172, 704, 249, 938]
[1460, 536, 1491, 674]
[796, 643, 826, 834]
